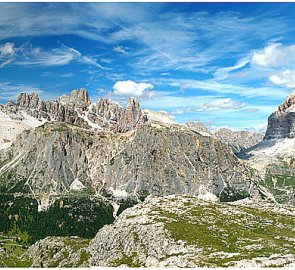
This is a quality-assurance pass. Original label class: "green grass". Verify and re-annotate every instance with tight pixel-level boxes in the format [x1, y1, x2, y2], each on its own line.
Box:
[0, 232, 32, 267]
[112, 252, 140, 267]
[162, 202, 295, 267]
[76, 250, 91, 266]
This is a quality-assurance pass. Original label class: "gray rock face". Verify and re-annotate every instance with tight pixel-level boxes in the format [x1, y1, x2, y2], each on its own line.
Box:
[265, 93, 295, 139]
[0, 120, 263, 204]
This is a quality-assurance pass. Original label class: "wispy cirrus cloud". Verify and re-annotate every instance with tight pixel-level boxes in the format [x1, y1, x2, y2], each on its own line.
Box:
[0, 42, 104, 69]
[157, 78, 289, 99]
[0, 3, 292, 73]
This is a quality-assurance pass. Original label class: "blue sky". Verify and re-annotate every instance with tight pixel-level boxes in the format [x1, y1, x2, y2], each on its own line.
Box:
[1, 2, 295, 130]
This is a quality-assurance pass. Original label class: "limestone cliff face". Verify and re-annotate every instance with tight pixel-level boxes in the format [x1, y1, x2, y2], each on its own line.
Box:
[0, 120, 263, 204]
[265, 93, 295, 139]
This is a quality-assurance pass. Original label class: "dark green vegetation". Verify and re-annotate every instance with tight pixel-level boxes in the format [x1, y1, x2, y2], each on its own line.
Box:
[0, 194, 114, 245]
[162, 201, 295, 267]
[219, 188, 250, 202]
[0, 192, 114, 267]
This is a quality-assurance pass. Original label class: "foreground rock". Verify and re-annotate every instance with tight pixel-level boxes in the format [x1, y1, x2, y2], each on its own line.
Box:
[25, 236, 90, 267]
[22, 196, 295, 268]
[87, 195, 295, 267]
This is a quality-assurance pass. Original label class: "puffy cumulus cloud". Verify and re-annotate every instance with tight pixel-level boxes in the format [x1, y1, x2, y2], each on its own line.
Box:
[0, 42, 17, 68]
[269, 70, 295, 88]
[113, 80, 155, 98]
[251, 43, 295, 68]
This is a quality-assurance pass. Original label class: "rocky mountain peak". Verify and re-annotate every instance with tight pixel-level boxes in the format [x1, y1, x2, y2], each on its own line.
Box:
[278, 92, 295, 113]
[59, 88, 90, 107]
[264, 92, 295, 139]
[16, 92, 40, 109]
[127, 97, 140, 109]
[0, 90, 146, 137]
[185, 122, 212, 136]
[71, 89, 90, 105]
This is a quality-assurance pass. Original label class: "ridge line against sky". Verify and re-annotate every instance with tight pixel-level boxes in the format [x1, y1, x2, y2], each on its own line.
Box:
[1, 2, 295, 131]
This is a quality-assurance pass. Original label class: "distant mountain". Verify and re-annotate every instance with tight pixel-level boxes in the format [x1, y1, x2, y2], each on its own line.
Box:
[185, 122, 264, 153]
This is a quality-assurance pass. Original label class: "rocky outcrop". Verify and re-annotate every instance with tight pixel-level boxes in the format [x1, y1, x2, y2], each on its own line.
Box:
[25, 236, 90, 267]
[88, 195, 295, 267]
[265, 92, 295, 139]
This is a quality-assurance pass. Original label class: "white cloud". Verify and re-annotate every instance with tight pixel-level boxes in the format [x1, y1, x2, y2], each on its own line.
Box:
[201, 98, 246, 111]
[269, 70, 295, 89]
[113, 80, 155, 98]
[251, 43, 295, 68]
[0, 42, 15, 57]
[113, 46, 128, 54]
[179, 83, 190, 92]
[172, 98, 246, 115]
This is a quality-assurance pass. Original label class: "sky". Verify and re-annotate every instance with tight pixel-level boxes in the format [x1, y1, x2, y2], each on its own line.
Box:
[1, 2, 295, 131]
